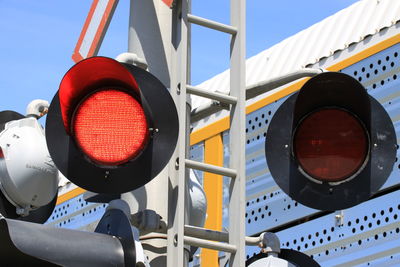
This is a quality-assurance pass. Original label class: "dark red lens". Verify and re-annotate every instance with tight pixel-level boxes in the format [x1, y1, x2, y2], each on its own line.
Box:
[294, 108, 368, 182]
[72, 89, 149, 166]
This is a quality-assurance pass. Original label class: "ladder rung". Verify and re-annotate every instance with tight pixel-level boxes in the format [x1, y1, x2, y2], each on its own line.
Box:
[185, 159, 237, 178]
[183, 236, 237, 253]
[185, 225, 228, 242]
[186, 85, 237, 105]
[184, 225, 264, 246]
[139, 232, 237, 253]
[187, 14, 237, 35]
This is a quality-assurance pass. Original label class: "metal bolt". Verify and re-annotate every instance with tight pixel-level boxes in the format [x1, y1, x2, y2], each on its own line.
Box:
[175, 158, 179, 170]
[335, 211, 344, 226]
[149, 128, 159, 137]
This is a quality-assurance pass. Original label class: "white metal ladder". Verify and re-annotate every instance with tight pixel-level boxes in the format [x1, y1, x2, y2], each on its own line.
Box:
[167, 0, 246, 266]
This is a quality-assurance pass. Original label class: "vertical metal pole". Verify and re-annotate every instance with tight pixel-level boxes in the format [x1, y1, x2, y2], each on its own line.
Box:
[228, 0, 246, 266]
[167, 0, 190, 266]
[125, 0, 190, 267]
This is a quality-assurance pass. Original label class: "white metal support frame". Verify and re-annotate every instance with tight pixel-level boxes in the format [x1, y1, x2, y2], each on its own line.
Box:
[227, 0, 247, 265]
[167, 0, 190, 266]
[168, 0, 247, 266]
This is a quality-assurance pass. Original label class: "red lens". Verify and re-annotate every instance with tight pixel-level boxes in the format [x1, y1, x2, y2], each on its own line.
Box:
[72, 89, 149, 166]
[294, 108, 368, 182]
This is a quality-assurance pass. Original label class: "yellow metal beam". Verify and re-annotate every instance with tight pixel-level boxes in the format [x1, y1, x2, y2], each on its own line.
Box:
[201, 134, 224, 267]
[56, 187, 86, 205]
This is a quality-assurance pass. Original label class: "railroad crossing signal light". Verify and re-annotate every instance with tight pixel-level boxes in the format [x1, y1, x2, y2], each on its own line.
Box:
[46, 57, 179, 194]
[0, 111, 58, 223]
[265, 72, 396, 211]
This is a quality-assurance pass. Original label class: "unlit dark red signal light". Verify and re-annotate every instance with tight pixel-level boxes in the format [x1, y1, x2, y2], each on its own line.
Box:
[46, 57, 179, 194]
[265, 72, 396, 211]
[294, 108, 368, 182]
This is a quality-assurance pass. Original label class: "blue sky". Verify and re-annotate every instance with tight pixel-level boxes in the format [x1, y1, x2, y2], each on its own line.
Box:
[0, 0, 360, 115]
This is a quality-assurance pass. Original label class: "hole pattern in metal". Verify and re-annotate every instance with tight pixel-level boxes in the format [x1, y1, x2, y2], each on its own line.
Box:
[46, 194, 108, 230]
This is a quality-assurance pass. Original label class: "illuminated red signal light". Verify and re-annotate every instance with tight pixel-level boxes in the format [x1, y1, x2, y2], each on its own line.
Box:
[294, 108, 368, 182]
[58, 57, 149, 166]
[72, 89, 149, 166]
[58, 57, 140, 135]
[46, 57, 179, 194]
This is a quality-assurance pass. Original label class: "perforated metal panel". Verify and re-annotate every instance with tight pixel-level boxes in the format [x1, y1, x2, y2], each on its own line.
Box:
[246, 190, 400, 266]
[46, 194, 108, 230]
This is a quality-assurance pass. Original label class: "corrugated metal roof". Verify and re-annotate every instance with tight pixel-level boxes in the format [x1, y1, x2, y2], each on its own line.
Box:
[192, 0, 400, 110]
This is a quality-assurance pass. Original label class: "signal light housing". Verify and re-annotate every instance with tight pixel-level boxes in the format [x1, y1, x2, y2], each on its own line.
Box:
[46, 57, 179, 194]
[0, 111, 58, 224]
[265, 72, 396, 211]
